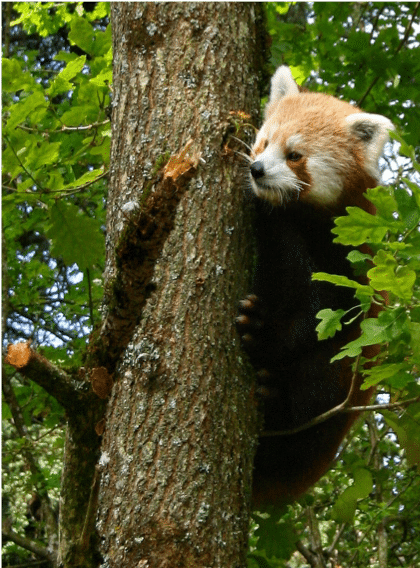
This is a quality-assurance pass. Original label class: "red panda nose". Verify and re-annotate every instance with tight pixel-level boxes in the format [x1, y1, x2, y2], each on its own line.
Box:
[250, 161, 265, 179]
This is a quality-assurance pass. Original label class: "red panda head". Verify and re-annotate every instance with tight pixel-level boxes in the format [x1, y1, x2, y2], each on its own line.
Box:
[250, 66, 393, 212]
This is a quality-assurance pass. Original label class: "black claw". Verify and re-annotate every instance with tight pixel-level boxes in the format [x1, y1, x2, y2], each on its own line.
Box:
[255, 385, 271, 399]
[257, 368, 271, 381]
[256, 384, 279, 400]
[241, 333, 254, 344]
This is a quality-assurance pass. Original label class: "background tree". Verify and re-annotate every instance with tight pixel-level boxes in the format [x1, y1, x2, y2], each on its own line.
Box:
[3, 2, 420, 568]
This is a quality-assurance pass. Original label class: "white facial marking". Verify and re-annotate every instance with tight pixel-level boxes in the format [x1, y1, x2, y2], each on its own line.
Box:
[249, 144, 305, 205]
[286, 134, 303, 150]
[306, 154, 344, 206]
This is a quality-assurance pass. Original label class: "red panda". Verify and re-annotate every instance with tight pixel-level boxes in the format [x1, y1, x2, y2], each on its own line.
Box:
[237, 66, 393, 504]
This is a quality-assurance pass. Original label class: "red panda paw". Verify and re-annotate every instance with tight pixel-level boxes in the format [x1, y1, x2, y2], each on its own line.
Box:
[235, 294, 265, 350]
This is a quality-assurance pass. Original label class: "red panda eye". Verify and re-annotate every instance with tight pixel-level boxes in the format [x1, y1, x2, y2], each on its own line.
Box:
[287, 151, 302, 162]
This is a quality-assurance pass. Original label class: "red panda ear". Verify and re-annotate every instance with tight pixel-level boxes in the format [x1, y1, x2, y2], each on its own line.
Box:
[266, 66, 299, 118]
[345, 113, 394, 178]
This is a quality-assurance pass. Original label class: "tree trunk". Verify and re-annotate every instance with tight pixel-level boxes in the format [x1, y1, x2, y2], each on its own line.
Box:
[94, 3, 266, 567]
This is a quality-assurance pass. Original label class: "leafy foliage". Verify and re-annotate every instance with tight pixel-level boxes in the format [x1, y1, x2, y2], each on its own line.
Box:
[314, 135, 420, 384]
[3, 1, 110, 349]
[2, 3, 111, 564]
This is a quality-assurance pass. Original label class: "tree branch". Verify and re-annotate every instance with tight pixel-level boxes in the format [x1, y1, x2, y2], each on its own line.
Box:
[326, 522, 346, 556]
[91, 140, 200, 372]
[343, 396, 420, 414]
[4, 561, 48, 568]
[262, 342, 419, 438]
[4, 342, 83, 410]
[262, 395, 419, 438]
[3, 0, 12, 58]
[307, 506, 327, 568]
[86, 268, 94, 328]
[296, 540, 321, 567]
[17, 119, 110, 134]
[2, 526, 54, 563]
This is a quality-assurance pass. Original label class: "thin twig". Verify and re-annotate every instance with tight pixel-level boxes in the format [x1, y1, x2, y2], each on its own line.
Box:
[262, 354, 363, 437]
[17, 119, 110, 134]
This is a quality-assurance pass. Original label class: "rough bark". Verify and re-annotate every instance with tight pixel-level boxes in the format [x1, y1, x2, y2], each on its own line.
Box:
[95, 3, 266, 567]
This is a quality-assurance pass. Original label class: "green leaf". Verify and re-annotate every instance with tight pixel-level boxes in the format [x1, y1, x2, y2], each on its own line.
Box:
[47, 55, 86, 97]
[312, 272, 373, 309]
[392, 132, 419, 170]
[394, 185, 420, 230]
[252, 510, 297, 563]
[368, 250, 416, 300]
[2, 58, 35, 93]
[409, 322, 420, 358]
[60, 105, 91, 126]
[316, 309, 345, 340]
[362, 363, 413, 389]
[312, 272, 372, 293]
[275, 3, 290, 16]
[11, 1, 66, 36]
[90, 67, 113, 87]
[2, 401, 12, 420]
[364, 186, 399, 222]
[332, 468, 373, 523]
[403, 177, 420, 211]
[347, 250, 372, 264]
[382, 406, 420, 469]
[355, 287, 374, 312]
[91, 24, 112, 58]
[54, 50, 81, 64]
[68, 17, 94, 54]
[58, 55, 87, 82]
[347, 31, 370, 53]
[331, 309, 406, 362]
[332, 207, 392, 245]
[46, 201, 104, 270]
[63, 168, 105, 190]
[289, 65, 306, 86]
[6, 91, 48, 131]
[26, 141, 61, 171]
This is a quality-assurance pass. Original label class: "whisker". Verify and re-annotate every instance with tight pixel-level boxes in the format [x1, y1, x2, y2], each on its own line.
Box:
[234, 150, 253, 163]
[230, 135, 253, 153]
